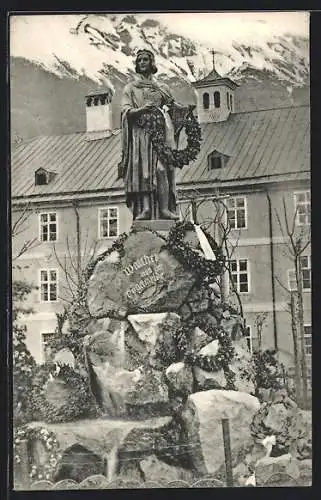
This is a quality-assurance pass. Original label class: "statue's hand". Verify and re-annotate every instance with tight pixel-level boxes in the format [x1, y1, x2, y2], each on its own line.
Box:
[129, 104, 155, 119]
[141, 103, 158, 113]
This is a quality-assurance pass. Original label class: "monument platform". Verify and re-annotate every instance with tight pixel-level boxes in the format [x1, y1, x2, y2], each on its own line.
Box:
[132, 219, 177, 233]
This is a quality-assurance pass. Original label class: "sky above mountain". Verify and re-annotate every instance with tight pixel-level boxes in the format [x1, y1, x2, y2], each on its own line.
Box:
[10, 12, 309, 58]
[140, 12, 309, 45]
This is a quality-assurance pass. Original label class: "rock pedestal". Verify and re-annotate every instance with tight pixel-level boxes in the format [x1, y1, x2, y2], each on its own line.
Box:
[87, 230, 197, 318]
[36, 225, 269, 486]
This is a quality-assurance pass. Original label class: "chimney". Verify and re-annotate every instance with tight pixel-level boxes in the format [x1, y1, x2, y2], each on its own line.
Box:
[85, 88, 113, 139]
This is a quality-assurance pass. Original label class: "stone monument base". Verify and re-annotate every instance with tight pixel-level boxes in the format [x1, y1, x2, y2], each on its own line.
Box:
[132, 219, 176, 233]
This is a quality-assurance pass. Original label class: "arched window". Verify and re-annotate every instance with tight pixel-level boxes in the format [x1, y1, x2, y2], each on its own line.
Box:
[214, 91, 220, 108]
[230, 94, 233, 111]
[226, 92, 230, 110]
[203, 92, 209, 110]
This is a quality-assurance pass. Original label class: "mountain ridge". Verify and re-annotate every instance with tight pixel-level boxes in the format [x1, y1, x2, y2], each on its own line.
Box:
[10, 14, 309, 143]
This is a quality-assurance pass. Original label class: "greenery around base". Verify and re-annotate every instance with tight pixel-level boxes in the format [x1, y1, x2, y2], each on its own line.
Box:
[252, 349, 283, 397]
[14, 426, 62, 482]
[13, 280, 37, 426]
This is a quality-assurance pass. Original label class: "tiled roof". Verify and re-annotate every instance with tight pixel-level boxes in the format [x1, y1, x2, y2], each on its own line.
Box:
[11, 105, 310, 200]
[197, 68, 222, 82]
[178, 105, 310, 185]
[192, 69, 238, 89]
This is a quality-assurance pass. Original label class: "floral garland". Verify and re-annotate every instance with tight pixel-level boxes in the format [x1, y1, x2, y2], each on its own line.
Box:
[252, 349, 283, 395]
[250, 400, 295, 455]
[14, 426, 62, 481]
[84, 231, 129, 282]
[62, 231, 130, 333]
[171, 307, 236, 375]
[137, 107, 202, 169]
[31, 363, 98, 423]
[166, 221, 225, 282]
[185, 329, 235, 373]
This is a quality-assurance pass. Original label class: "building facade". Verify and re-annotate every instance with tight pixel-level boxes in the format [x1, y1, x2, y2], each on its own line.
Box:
[11, 69, 311, 373]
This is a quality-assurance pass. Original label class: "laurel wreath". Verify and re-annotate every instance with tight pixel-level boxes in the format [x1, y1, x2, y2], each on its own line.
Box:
[14, 426, 62, 481]
[136, 107, 202, 169]
[165, 221, 225, 283]
[250, 400, 296, 455]
[31, 363, 98, 424]
[173, 319, 236, 377]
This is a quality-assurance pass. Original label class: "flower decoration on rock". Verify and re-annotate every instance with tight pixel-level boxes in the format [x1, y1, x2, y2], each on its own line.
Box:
[14, 426, 62, 481]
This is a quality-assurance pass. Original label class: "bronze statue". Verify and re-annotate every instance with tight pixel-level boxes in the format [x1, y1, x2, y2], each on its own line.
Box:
[119, 49, 193, 221]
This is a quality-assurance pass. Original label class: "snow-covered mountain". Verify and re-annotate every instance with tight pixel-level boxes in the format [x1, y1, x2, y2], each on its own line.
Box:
[10, 14, 309, 142]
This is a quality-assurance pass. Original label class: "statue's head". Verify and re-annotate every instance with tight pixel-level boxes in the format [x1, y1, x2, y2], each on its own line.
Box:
[135, 49, 158, 75]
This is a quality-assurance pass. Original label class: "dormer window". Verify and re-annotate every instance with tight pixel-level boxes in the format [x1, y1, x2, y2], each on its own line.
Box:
[35, 172, 47, 185]
[208, 150, 230, 170]
[210, 155, 222, 170]
[230, 94, 233, 111]
[35, 168, 56, 186]
[214, 91, 220, 108]
[226, 92, 230, 110]
[203, 92, 210, 110]
[35, 168, 49, 186]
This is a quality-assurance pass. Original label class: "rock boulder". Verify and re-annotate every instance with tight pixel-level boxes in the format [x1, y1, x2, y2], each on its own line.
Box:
[181, 390, 260, 475]
[165, 362, 194, 396]
[87, 230, 196, 317]
[298, 458, 312, 486]
[27, 417, 171, 484]
[139, 455, 193, 484]
[128, 312, 181, 369]
[255, 453, 300, 486]
[194, 366, 226, 390]
[125, 369, 170, 419]
[229, 340, 255, 394]
[189, 327, 212, 352]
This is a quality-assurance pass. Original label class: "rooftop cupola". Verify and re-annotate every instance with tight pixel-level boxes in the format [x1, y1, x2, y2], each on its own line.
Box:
[192, 50, 238, 124]
[85, 87, 114, 140]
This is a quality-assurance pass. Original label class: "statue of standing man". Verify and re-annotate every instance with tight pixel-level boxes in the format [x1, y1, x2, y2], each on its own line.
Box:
[119, 49, 193, 221]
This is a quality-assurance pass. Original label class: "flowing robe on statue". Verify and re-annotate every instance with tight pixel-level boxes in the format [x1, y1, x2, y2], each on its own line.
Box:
[120, 75, 188, 219]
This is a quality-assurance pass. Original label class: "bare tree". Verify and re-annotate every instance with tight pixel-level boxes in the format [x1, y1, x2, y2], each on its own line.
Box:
[275, 196, 311, 407]
[52, 203, 99, 308]
[12, 203, 40, 260]
[254, 312, 268, 352]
